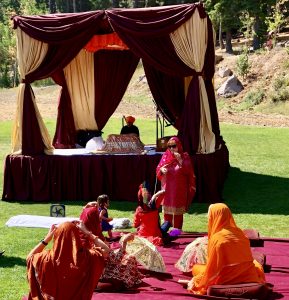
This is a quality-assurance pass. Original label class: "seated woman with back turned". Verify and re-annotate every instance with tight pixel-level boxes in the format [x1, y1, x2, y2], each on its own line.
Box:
[80, 202, 143, 291]
[183, 203, 266, 295]
[26, 221, 109, 300]
[133, 182, 167, 246]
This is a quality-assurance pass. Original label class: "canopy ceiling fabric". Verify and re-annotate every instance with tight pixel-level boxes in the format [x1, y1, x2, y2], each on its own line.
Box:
[12, 3, 221, 156]
[10, 3, 230, 203]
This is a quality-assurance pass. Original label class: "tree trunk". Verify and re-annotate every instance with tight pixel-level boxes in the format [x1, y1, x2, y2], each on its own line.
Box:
[252, 16, 261, 50]
[133, 0, 140, 7]
[48, 0, 56, 13]
[112, 0, 120, 8]
[73, 0, 77, 12]
[225, 30, 233, 54]
[219, 21, 225, 49]
[133, 0, 146, 7]
[146, 0, 157, 6]
[66, 0, 70, 13]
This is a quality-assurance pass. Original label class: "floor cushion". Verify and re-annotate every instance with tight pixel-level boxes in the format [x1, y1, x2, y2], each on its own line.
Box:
[243, 229, 264, 247]
[207, 282, 271, 300]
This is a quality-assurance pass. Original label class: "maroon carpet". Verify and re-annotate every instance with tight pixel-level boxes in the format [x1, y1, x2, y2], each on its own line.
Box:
[91, 235, 289, 300]
[22, 235, 289, 299]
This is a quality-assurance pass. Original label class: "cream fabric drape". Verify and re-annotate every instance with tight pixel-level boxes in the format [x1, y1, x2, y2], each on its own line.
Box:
[170, 10, 215, 154]
[12, 28, 53, 154]
[64, 49, 97, 130]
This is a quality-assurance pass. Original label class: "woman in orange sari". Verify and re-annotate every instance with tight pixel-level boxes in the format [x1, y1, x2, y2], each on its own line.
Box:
[187, 203, 265, 295]
[27, 221, 108, 300]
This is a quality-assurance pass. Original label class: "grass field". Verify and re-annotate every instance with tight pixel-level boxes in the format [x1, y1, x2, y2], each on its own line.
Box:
[0, 119, 289, 299]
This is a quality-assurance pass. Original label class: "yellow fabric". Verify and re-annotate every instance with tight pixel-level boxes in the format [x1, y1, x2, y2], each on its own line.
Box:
[188, 203, 265, 295]
[184, 76, 192, 99]
[170, 10, 215, 154]
[64, 49, 98, 130]
[12, 28, 53, 154]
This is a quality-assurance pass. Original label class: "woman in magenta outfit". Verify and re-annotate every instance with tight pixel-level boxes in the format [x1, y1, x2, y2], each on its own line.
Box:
[156, 136, 196, 229]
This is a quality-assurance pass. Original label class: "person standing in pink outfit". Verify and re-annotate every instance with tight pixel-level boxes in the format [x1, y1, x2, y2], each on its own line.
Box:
[156, 136, 196, 229]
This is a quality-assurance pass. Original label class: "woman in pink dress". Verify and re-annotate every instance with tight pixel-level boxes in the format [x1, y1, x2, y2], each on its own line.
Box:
[156, 136, 196, 229]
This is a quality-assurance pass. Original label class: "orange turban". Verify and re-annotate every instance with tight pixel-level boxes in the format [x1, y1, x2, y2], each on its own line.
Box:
[125, 116, 135, 124]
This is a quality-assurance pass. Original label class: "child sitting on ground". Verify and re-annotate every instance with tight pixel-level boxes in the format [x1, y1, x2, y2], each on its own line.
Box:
[133, 181, 170, 246]
[97, 194, 114, 240]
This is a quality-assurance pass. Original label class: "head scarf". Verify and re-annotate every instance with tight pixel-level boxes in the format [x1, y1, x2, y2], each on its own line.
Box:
[156, 136, 184, 179]
[189, 204, 265, 295]
[27, 222, 105, 300]
[137, 181, 152, 209]
[207, 203, 237, 239]
[80, 206, 105, 242]
[125, 116, 135, 124]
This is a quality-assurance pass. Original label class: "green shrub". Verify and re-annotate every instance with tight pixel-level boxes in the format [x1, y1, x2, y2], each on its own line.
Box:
[270, 74, 289, 102]
[285, 47, 289, 55]
[32, 78, 55, 87]
[236, 50, 250, 79]
[243, 89, 265, 106]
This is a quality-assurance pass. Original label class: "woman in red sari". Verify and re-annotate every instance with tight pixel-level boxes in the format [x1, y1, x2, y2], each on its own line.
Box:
[156, 136, 196, 229]
[26, 221, 108, 300]
[80, 201, 106, 243]
[80, 202, 143, 290]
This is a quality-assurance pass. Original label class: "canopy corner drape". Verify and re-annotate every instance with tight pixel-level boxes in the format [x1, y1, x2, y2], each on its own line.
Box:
[7, 3, 229, 203]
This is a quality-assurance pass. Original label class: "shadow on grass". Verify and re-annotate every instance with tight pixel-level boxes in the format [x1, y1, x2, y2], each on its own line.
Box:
[0, 255, 26, 268]
[224, 167, 289, 215]
[187, 166, 289, 216]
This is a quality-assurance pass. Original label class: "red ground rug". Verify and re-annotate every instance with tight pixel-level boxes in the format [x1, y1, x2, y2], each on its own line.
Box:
[22, 234, 289, 299]
[92, 234, 289, 300]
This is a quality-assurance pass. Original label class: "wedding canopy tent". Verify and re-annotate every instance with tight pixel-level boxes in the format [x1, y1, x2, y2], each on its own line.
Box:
[3, 3, 229, 203]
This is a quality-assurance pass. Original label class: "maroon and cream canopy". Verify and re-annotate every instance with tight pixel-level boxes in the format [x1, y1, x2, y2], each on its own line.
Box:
[10, 3, 229, 203]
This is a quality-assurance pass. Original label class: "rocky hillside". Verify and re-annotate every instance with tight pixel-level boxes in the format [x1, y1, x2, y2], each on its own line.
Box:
[214, 44, 289, 127]
[1, 45, 289, 127]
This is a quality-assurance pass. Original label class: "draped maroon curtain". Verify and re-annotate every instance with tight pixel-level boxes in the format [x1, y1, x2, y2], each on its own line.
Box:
[142, 61, 185, 129]
[22, 85, 45, 155]
[12, 11, 106, 154]
[178, 74, 201, 154]
[107, 4, 207, 154]
[106, 6, 196, 76]
[52, 70, 76, 149]
[94, 50, 139, 130]
[12, 11, 106, 44]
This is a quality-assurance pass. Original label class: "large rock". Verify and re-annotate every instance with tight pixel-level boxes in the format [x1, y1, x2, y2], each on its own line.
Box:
[215, 54, 223, 64]
[217, 74, 244, 97]
[218, 67, 233, 78]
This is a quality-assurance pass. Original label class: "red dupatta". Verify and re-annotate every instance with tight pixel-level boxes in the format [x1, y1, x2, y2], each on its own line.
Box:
[156, 136, 185, 180]
[27, 222, 105, 300]
[80, 206, 105, 242]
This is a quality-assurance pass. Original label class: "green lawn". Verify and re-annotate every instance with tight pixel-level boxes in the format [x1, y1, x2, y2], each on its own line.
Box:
[1, 119, 289, 299]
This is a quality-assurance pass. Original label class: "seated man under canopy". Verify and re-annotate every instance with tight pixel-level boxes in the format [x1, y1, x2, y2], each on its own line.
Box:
[120, 115, 140, 137]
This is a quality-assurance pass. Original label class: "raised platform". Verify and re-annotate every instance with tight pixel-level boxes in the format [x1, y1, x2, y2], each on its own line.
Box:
[2, 147, 161, 202]
[2, 144, 229, 203]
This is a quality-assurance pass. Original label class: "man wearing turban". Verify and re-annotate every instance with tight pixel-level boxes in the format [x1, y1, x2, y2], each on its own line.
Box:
[120, 115, 140, 137]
